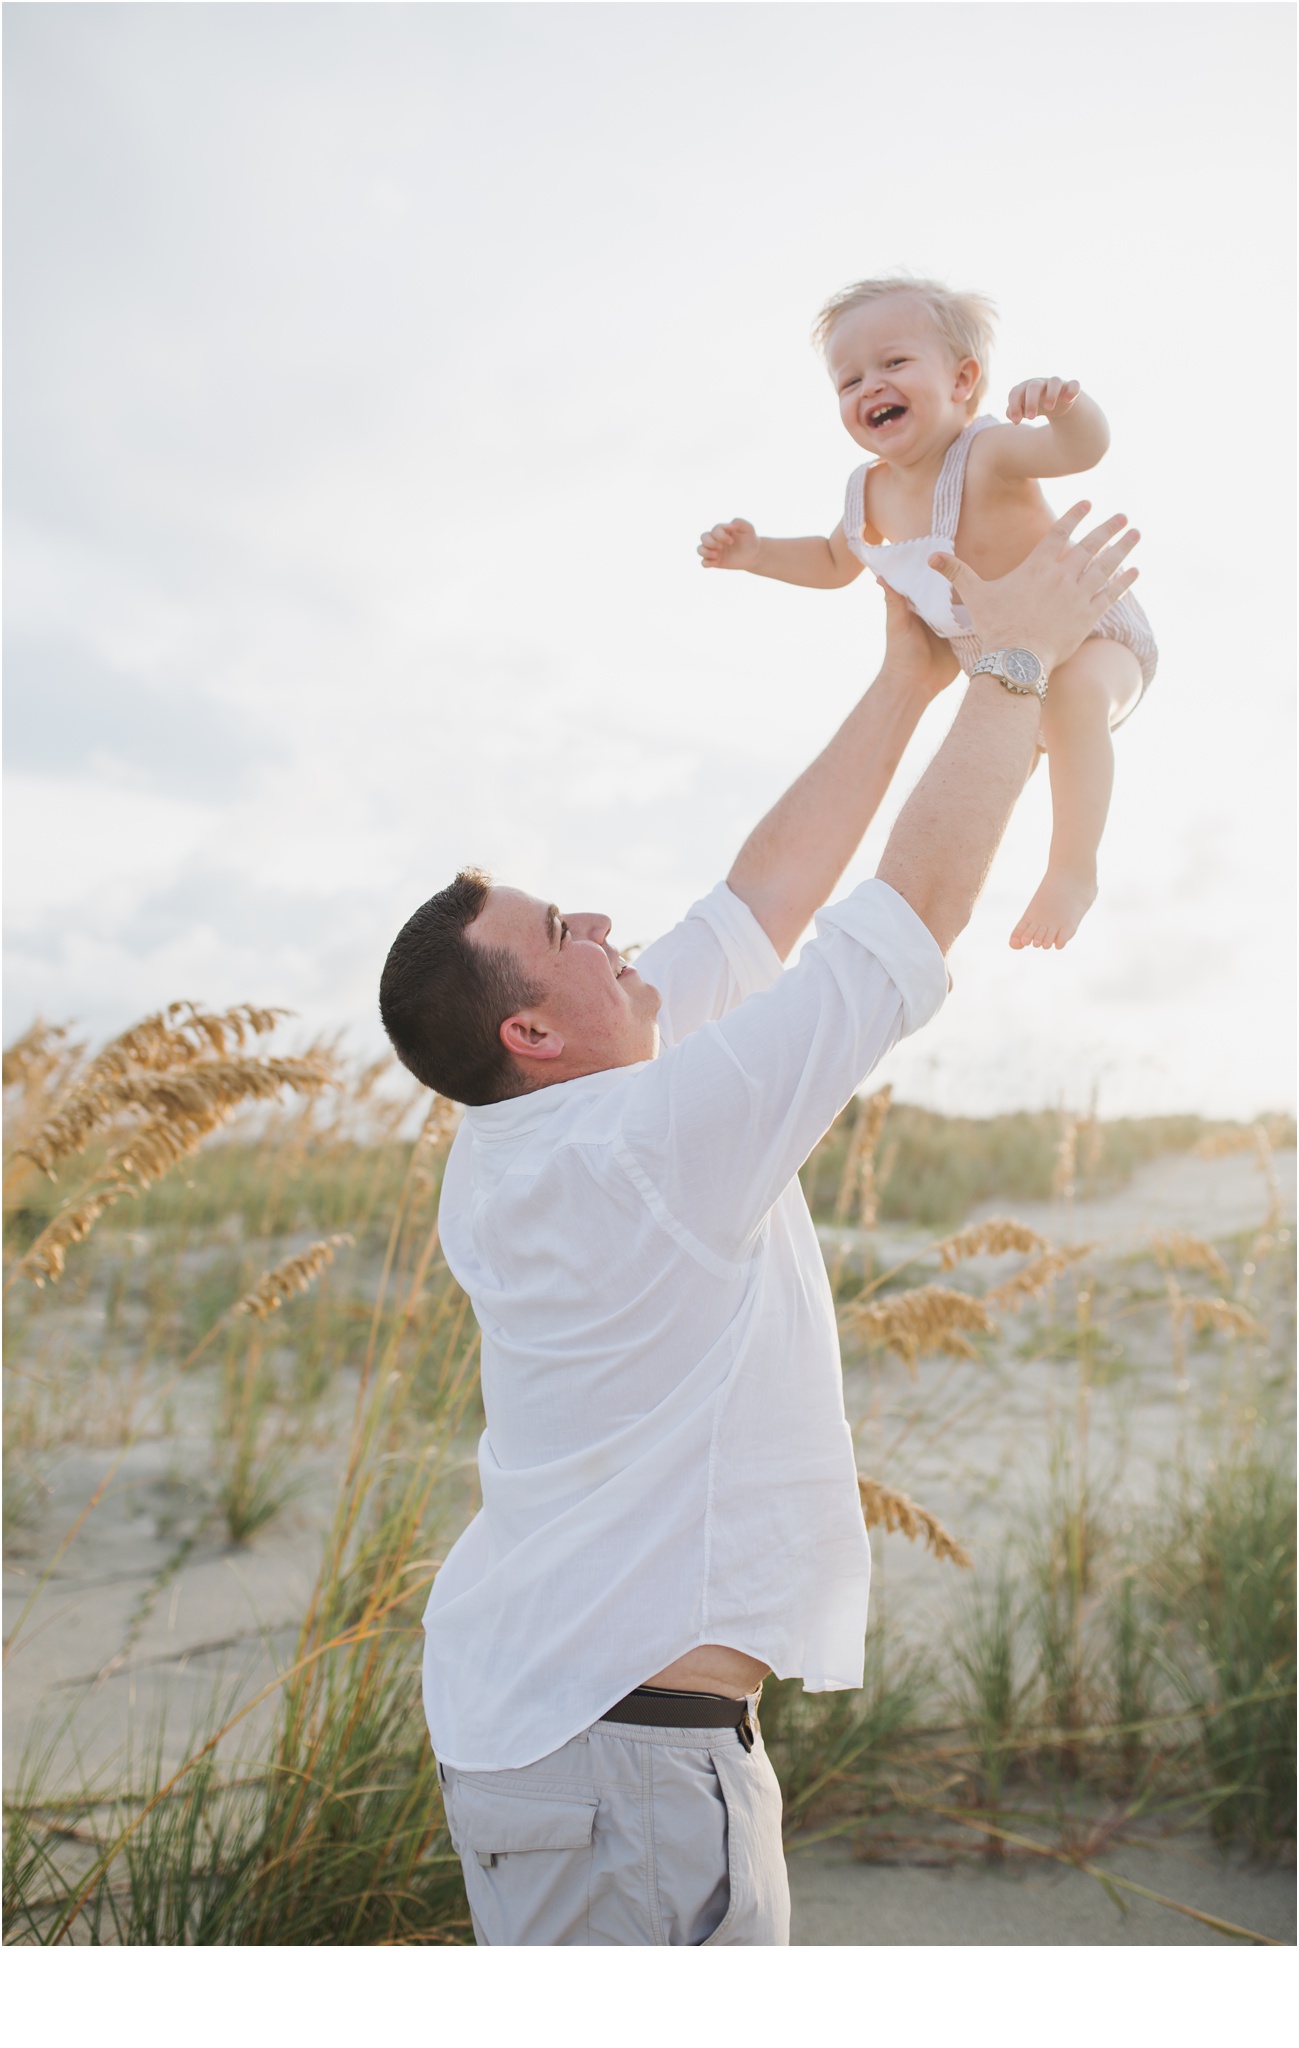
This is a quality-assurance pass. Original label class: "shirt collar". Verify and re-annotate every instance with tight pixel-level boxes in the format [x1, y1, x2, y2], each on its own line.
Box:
[463, 1061, 646, 1141]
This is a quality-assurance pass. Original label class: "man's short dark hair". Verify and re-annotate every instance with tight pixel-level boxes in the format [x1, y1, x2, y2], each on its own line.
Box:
[379, 869, 541, 1106]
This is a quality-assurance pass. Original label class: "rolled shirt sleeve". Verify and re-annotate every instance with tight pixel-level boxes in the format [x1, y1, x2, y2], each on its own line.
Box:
[632, 881, 786, 1047]
[619, 878, 947, 1265]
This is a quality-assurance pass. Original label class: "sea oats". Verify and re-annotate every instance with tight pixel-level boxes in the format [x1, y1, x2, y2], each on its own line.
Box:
[17, 1047, 335, 1285]
[985, 1242, 1098, 1311]
[854, 1086, 894, 1231]
[1149, 1231, 1231, 1289]
[858, 1476, 973, 1569]
[350, 1056, 395, 1106]
[834, 1084, 893, 1232]
[19, 1008, 297, 1176]
[2, 1020, 83, 1095]
[235, 1235, 354, 1320]
[936, 1217, 1050, 1270]
[1180, 1296, 1266, 1341]
[419, 1094, 461, 1152]
[1053, 1115, 1078, 1201]
[18, 1187, 120, 1285]
[3, 1021, 90, 1172]
[845, 1283, 995, 1371]
[96, 1002, 287, 1073]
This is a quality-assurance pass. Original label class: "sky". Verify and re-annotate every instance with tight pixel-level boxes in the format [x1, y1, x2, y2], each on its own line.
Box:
[4, 0, 1295, 1118]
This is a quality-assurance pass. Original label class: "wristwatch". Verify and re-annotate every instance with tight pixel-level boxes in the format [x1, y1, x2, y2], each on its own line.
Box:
[969, 648, 1049, 700]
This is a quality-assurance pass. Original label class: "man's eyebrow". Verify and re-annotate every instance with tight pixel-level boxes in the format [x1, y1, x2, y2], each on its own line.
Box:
[545, 904, 560, 945]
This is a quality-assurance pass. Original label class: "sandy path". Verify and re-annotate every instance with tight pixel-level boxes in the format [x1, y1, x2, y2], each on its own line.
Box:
[818, 1146, 1295, 1276]
[788, 1836, 1295, 1945]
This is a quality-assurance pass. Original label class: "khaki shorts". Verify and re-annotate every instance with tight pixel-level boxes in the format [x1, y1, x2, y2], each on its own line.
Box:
[439, 1697, 789, 1946]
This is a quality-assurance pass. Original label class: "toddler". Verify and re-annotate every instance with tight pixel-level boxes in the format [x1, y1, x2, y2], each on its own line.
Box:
[699, 276, 1156, 949]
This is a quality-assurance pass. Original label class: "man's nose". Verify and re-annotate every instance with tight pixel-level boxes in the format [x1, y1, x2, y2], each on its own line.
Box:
[567, 912, 612, 945]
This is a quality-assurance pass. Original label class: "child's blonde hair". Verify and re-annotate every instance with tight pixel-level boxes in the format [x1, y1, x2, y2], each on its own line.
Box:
[812, 274, 998, 414]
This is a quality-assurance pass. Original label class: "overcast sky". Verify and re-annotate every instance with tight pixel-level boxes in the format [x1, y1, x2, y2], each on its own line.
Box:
[4, 1, 1294, 1117]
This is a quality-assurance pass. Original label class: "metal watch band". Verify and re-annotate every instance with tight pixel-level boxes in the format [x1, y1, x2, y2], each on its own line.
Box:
[970, 649, 1048, 701]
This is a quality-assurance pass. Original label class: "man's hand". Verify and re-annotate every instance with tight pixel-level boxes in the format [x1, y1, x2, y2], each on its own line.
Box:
[1007, 377, 1081, 425]
[929, 503, 1140, 676]
[698, 518, 762, 570]
[880, 582, 960, 704]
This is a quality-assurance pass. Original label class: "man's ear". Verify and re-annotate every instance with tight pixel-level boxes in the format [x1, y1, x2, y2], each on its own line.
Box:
[499, 1013, 565, 1064]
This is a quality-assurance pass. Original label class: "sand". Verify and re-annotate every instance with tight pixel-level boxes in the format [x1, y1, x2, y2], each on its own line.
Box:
[4, 1145, 1294, 1944]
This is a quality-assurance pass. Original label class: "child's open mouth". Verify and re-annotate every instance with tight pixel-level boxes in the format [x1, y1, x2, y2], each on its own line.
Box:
[867, 404, 908, 430]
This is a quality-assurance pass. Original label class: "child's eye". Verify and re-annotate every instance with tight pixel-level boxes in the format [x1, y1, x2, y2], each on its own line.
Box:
[886, 357, 907, 368]
[840, 377, 860, 393]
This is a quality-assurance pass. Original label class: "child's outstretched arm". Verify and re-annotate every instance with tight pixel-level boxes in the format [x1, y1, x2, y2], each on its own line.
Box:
[698, 518, 863, 589]
[983, 379, 1111, 480]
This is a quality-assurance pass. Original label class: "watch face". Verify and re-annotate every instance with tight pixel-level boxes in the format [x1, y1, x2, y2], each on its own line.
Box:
[1003, 649, 1044, 687]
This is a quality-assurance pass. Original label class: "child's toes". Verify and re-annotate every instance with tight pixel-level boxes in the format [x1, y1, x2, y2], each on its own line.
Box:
[1013, 875, 1096, 953]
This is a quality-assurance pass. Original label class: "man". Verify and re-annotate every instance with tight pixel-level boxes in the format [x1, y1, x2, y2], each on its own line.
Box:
[379, 507, 1140, 1945]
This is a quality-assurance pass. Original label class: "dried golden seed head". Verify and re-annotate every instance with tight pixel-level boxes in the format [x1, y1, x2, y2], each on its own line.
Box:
[235, 1235, 354, 1320]
[846, 1282, 996, 1370]
[936, 1217, 1050, 1270]
[1148, 1231, 1231, 1288]
[2, 1019, 83, 1093]
[858, 1476, 973, 1569]
[984, 1243, 1097, 1311]
[1178, 1295, 1266, 1341]
[13, 1011, 338, 1286]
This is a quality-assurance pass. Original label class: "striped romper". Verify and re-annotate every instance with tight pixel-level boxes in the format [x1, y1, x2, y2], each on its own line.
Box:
[843, 413, 1158, 722]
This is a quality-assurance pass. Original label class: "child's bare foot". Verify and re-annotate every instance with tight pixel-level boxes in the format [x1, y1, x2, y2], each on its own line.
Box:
[1010, 871, 1097, 950]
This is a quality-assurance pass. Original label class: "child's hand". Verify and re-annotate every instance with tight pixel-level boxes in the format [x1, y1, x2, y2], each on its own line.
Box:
[1007, 378, 1081, 425]
[698, 519, 762, 570]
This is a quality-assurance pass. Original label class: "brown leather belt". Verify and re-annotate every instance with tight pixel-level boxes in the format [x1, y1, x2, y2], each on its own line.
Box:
[599, 1684, 758, 1750]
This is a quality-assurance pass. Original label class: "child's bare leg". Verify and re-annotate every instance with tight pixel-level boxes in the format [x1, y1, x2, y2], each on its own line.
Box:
[1011, 639, 1142, 950]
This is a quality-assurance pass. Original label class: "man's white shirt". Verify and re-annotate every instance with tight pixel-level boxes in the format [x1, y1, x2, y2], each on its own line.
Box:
[423, 877, 947, 1770]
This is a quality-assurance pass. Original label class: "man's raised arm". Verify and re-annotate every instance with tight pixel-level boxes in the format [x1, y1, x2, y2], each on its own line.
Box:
[877, 505, 1140, 953]
[725, 588, 958, 960]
